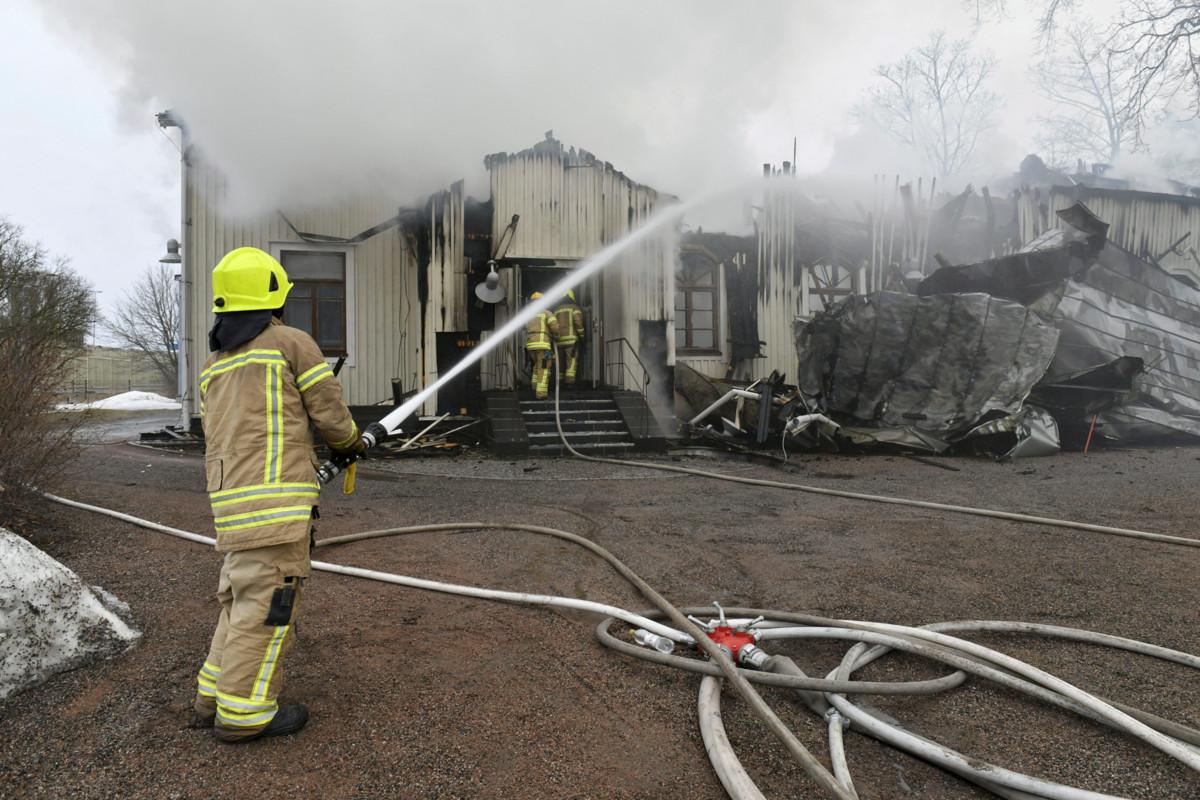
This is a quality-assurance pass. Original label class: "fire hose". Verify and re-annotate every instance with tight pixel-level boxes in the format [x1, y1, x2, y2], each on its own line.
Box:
[42, 489, 1200, 799]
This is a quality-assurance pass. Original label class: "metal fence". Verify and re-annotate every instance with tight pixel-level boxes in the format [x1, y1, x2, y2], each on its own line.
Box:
[58, 347, 176, 403]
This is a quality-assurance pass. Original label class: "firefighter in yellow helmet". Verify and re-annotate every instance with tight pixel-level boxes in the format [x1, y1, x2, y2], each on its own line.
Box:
[191, 247, 367, 742]
[524, 291, 560, 400]
[553, 289, 586, 385]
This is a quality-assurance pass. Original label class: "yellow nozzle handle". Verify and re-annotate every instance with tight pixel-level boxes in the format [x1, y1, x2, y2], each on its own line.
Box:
[342, 460, 357, 494]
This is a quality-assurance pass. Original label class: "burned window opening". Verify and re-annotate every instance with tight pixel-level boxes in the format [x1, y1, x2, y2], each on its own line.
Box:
[676, 255, 719, 354]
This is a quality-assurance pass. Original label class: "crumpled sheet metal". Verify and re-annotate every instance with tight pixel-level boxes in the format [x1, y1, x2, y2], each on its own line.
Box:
[796, 291, 1060, 442]
[837, 425, 952, 453]
[934, 203, 1200, 441]
[959, 405, 1061, 458]
[1047, 246, 1200, 439]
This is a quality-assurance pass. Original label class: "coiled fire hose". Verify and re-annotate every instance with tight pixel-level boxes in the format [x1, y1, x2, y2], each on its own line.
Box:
[42, 489, 1200, 800]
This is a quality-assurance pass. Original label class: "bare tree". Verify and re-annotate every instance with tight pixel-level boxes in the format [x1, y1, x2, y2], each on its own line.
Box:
[860, 32, 1002, 182]
[1114, 2, 1200, 115]
[0, 217, 96, 520]
[964, 0, 1009, 24]
[1034, 22, 1153, 164]
[105, 266, 179, 387]
[1036, 2, 1200, 114]
[966, 0, 1070, 38]
[1034, 0, 1077, 46]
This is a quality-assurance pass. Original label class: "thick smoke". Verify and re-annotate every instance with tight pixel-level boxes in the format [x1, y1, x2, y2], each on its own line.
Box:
[31, 0, 975, 216]
[1107, 116, 1200, 192]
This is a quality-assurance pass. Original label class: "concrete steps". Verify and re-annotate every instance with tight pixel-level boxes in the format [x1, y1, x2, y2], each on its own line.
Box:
[520, 396, 636, 454]
[484, 389, 666, 456]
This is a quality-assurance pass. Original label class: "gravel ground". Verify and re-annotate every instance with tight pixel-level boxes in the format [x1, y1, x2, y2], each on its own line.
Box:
[1, 438, 1198, 799]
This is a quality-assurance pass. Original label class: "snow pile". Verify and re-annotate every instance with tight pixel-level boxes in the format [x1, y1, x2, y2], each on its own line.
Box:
[57, 391, 180, 412]
[0, 529, 140, 700]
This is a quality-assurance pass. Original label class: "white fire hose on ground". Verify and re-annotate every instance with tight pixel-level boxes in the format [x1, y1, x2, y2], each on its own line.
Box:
[41, 484, 1200, 800]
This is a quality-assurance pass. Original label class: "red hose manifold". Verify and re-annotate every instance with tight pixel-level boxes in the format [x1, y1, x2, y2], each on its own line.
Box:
[701, 625, 757, 661]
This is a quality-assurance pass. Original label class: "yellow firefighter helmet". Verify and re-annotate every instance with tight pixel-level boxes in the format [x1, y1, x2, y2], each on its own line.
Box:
[566, 289, 576, 302]
[530, 291, 543, 301]
[211, 247, 293, 313]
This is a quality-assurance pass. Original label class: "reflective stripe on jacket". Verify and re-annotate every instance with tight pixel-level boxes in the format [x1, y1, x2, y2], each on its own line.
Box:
[525, 309, 559, 351]
[201, 318, 357, 552]
[554, 303, 585, 346]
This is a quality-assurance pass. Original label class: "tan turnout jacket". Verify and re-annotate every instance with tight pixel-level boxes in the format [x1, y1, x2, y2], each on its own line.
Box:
[525, 309, 559, 351]
[554, 303, 585, 346]
[201, 318, 357, 552]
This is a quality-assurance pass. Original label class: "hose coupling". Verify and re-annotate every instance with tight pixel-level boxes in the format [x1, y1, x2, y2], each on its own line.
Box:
[824, 708, 850, 730]
[737, 643, 770, 669]
[632, 628, 676, 655]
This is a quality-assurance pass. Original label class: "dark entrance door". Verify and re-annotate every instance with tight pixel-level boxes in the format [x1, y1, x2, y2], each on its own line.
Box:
[435, 332, 481, 415]
[638, 319, 671, 410]
[517, 265, 599, 390]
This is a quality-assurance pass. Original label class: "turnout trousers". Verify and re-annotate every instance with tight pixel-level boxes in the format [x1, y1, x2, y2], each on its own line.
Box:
[194, 536, 310, 740]
[558, 344, 579, 384]
[527, 348, 552, 399]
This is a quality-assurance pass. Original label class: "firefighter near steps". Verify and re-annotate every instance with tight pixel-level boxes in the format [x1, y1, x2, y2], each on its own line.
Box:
[192, 247, 368, 743]
[553, 289, 586, 385]
[524, 291, 559, 399]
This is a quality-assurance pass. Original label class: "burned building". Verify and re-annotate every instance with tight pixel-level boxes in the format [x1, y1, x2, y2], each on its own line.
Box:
[163, 123, 682, 449]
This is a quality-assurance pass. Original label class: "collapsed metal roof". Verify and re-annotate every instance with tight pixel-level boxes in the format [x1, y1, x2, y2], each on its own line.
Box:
[792, 201, 1200, 455]
[796, 291, 1060, 453]
[923, 201, 1200, 443]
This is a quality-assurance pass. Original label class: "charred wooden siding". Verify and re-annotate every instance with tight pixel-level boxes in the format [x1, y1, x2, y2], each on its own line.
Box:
[181, 155, 421, 421]
[484, 139, 677, 389]
[421, 181, 467, 410]
[1019, 186, 1200, 283]
[755, 173, 802, 381]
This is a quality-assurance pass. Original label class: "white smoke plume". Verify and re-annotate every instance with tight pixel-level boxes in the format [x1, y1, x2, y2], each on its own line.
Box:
[1107, 115, 1200, 192]
[31, 0, 982, 216]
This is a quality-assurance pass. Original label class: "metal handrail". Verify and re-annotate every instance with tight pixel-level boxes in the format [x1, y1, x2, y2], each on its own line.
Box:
[604, 337, 651, 396]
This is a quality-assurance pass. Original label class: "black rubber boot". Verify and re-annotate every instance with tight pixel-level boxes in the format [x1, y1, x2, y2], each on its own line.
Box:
[187, 711, 215, 729]
[214, 704, 309, 743]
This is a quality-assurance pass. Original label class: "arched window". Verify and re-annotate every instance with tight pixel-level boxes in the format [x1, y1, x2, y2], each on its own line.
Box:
[675, 254, 719, 353]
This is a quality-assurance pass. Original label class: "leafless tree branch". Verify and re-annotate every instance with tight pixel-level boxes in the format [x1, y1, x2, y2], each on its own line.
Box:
[104, 266, 180, 387]
[1033, 22, 1152, 164]
[1110, 1, 1200, 116]
[858, 31, 1001, 181]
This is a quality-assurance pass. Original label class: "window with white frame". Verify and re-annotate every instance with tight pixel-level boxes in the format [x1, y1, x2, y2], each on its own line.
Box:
[279, 249, 348, 356]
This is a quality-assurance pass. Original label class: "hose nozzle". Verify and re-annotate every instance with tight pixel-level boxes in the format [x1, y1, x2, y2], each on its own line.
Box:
[317, 421, 390, 486]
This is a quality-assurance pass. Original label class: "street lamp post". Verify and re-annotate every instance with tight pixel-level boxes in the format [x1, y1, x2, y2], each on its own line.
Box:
[85, 289, 102, 401]
[157, 110, 190, 433]
[159, 238, 184, 427]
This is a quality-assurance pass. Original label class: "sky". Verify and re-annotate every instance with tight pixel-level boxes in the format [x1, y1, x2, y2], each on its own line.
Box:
[0, 0, 1127, 323]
